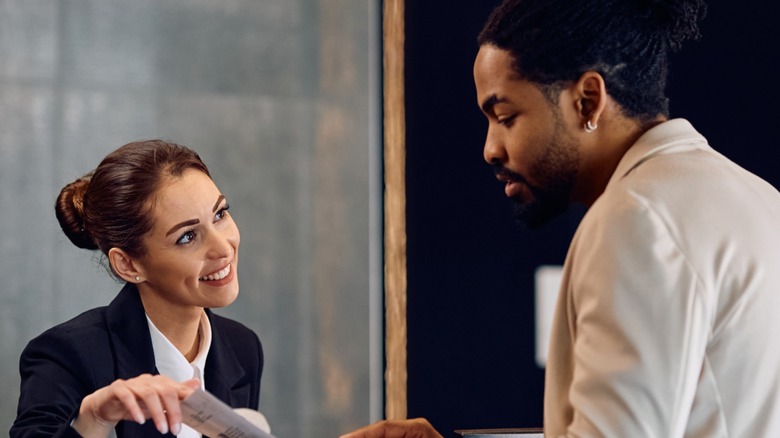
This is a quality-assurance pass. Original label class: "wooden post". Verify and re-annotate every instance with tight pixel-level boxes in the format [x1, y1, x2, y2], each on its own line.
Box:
[383, 0, 407, 421]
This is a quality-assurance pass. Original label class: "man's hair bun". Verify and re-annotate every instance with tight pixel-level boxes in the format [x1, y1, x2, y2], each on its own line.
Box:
[640, 0, 707, 50]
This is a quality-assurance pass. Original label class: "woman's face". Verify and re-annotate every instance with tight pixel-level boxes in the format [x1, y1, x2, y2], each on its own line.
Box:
[135, 168, 240, 313]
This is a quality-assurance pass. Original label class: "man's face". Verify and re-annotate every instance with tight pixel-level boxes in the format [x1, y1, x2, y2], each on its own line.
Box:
[474, 44, 580, 228]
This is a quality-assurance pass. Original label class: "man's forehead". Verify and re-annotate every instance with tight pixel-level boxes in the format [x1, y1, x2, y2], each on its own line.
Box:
[476, 45, 525, 75]
[475, 51, 541, 107]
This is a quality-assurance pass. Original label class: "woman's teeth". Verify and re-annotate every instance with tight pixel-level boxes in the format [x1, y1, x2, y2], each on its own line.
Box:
[200, 265, 230, 281]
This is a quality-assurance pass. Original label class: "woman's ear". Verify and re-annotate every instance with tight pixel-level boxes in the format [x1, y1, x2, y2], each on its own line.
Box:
[574, 71, 607, 129]
[108, 248, 144, 283]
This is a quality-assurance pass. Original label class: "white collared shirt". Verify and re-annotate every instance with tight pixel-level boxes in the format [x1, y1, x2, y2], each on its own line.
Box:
[146, 311, 212, 438]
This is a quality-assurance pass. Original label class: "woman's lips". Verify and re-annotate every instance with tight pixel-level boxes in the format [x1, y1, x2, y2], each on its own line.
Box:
[199, 264, 230, 281]
[199, 263, 235, 286]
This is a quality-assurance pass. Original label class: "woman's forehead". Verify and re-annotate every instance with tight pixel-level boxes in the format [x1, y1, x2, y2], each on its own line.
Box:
[148, 171, 221, 221]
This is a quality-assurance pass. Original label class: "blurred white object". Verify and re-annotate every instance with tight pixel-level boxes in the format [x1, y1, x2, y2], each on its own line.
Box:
[235, 408, 272, 435]
[534, 265, 563, 368]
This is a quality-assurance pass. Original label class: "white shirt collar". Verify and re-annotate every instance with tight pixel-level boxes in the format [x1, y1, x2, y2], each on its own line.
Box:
[146, 311, 212, 386]
[145, 311, 212, 438]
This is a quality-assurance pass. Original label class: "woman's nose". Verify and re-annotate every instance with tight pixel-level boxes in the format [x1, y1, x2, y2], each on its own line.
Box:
[206, 229, 235, 259]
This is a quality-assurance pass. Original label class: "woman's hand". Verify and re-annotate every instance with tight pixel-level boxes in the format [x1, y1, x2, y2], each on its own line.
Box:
[340, 418, 443, 438]
[71, 374, 200, 437]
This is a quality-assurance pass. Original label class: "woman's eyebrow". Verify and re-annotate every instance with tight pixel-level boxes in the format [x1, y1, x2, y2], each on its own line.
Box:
[212, 194, 226, 213]
[166, 219, 199, 237]
[165, 195, 226, 237]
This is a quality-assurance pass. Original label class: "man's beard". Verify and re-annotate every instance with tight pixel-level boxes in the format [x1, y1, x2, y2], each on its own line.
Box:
[509, 178, 572, 229]
[495, 125, 579, 229]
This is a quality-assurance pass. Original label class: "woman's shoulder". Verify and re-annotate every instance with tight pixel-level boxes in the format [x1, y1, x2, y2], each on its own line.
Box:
[39, 306, 110, 337]
[208, 311, 258, 340]
[24, 306, 111, 355]
[19, 306, 116, 388]
[207, 311, 263, 365]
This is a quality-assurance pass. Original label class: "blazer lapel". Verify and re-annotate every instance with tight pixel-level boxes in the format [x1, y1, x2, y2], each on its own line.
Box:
[203, 310, 247, 406]
[104, 287, 252, 435]
[106, 283, 158, 379]
[104, 284, 168, 437]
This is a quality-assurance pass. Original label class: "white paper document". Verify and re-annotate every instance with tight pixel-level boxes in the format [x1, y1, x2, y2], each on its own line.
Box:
[180, 388, 274, 438]
[455, 429, 543, 437]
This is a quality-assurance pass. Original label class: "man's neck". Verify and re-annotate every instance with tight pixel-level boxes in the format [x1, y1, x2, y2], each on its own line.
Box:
[576, 114, 667, 206]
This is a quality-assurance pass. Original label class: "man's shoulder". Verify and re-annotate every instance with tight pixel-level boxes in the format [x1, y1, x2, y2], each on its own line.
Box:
[603, 147, 779, 215]
[581, 145, 780, 261]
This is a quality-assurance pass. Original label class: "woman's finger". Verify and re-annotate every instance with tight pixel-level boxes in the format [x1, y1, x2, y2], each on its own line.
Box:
[159, 383, 188, 436]
[105, 379, 146, 424]
[130, 379, 170, 434]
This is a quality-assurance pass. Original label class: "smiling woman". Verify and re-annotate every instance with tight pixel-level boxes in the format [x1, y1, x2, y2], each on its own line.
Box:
[11, 140, 263, 438]
[125, 169, 241, 329]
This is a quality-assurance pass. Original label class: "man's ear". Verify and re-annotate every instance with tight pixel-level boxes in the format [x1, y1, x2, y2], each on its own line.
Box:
[574, 71, 608, 128]
[108, 247, 145, 283]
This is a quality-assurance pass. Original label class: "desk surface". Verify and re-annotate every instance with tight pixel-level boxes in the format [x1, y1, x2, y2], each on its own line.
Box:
[454, 428, 544, 437]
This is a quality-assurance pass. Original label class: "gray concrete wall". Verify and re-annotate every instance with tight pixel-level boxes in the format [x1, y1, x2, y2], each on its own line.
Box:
[0, 1, 377, 436]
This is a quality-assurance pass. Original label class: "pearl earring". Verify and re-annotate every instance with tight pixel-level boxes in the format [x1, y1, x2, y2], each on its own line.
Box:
[135, 276, 141, 281]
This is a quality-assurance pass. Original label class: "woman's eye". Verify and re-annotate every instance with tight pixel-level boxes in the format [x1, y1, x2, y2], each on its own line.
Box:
[215, 204, 230, 221]
[177, 230, 196, 245]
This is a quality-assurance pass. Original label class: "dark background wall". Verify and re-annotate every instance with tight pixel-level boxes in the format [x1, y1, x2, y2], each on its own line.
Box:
[404, 1, 780, 436]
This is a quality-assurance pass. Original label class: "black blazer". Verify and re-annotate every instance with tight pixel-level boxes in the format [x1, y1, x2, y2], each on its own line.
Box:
[10, 283, 263, 438]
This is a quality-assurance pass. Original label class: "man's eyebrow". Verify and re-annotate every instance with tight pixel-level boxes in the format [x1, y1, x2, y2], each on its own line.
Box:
[212, 195, 226, 213]
[481, 94, 506, 114]
[166, 219, 199, 237]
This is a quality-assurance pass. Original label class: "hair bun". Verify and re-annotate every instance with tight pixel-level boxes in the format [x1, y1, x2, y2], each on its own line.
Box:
[641, 0, 707, 50]
[55, 173, 99, 250]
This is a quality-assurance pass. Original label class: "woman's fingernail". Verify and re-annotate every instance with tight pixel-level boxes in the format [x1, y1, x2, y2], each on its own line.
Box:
[135, 414, 145, 424]
[172, 422, 182, 435]
[158, 421, 169, 435]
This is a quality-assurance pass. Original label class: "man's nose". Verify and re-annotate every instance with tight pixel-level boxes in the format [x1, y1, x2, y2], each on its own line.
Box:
[483, 127, 507, 165]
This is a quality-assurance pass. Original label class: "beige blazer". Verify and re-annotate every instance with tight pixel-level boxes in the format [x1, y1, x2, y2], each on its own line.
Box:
[545, 119, 780, 437]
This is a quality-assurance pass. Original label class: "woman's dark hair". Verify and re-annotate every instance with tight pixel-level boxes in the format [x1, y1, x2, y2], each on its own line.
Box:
[478, 0, 707, 121]
[55, 140, 210, 269]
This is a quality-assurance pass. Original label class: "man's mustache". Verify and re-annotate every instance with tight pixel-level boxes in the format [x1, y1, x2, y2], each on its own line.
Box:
[492, 163, 527, 185]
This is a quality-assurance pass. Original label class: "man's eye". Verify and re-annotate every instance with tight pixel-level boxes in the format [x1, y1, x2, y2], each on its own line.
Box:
[497, 114, 517, 126]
